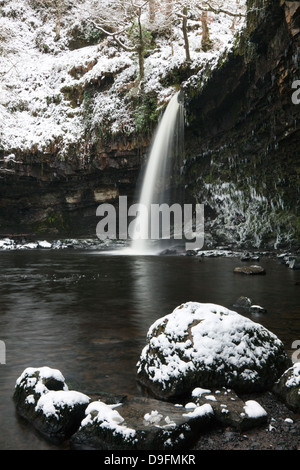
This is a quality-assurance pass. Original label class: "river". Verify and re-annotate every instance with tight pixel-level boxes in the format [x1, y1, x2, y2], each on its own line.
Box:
[0, 248, 299, 449]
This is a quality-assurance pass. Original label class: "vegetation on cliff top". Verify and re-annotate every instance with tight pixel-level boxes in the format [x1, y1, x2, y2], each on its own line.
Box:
[0, 0, 246, 161]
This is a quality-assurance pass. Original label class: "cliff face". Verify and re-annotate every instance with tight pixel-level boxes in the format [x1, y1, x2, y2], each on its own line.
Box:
[0, 138, 144, 237]
[183, 0, 300, 250]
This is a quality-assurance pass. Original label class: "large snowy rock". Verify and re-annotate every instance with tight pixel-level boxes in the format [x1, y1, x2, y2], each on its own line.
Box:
[272, 363, 300, 412]
[137, 302, 288, 400]
[71, 396, 214, 450]
[13, 367, 90, 443]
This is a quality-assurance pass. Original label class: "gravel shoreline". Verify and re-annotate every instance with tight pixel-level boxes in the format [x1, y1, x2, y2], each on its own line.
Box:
[193, 391, 300, 450]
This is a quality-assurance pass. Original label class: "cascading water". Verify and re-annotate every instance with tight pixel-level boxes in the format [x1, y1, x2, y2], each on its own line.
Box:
[130, 91, 185, 254]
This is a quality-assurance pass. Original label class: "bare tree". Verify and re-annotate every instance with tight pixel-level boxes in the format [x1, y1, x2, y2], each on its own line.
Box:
[79, 0, 245, 71]
[179, 5, 191, 62]
[201, 10, 212, 51]
[82, 0, 152, 82]
[164, 0, 246, 61]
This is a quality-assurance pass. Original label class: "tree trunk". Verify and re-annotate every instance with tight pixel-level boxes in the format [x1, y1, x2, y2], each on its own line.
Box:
[149, 0, 156, 24]
[201, 11, 211, 52]
[182, 7, 191, 63]
[55, 0, 62, 41]
[137, 13, 145, 81]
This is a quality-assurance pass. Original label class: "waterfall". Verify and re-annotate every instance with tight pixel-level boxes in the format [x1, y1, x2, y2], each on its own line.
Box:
[130, 91, 184, 254]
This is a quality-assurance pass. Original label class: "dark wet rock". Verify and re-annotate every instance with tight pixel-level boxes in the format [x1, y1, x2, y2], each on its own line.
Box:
[233, 297, 267, 315]
[184, 250, 198, 256]
[233, 265, 266, 275]
[136, 302, 288, 400]
[70, 395, 214, 450]
[190, 387, 268, 431]
[272, 363, 300, 413]
[88, 391, 128, 405]
[240, 252, 260, 262]
[159, 248, 178, 256]
[233, 296, 253, 308]
[13, 367, 90, 443]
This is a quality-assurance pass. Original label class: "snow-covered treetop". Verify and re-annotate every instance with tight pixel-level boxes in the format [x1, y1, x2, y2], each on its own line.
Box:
[0, 0, 246, 159]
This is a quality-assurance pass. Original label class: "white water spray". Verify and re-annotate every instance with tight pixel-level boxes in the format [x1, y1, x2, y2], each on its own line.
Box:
[130, 91, 184, 254]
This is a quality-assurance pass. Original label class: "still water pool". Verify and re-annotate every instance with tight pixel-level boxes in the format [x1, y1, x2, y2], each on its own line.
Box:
[0, 249, 299, 449]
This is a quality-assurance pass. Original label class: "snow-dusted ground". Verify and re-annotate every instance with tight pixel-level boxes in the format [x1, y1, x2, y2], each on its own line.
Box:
[0, 0, 246, 159]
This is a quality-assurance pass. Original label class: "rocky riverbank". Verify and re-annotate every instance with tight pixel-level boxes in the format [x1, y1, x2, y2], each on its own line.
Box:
[1, 236, 299, 269]
[193, 389, 300, 450]
[12, 302, 300, 451]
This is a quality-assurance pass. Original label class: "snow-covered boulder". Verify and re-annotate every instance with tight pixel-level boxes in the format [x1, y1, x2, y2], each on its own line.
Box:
[272, 363, 300, 412]
[71, 395, 214, 450]
[137, 302, 288, 400]
[13, 367, 90, 443]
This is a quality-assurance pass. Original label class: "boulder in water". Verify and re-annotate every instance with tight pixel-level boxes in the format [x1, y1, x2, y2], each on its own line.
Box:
[272, 363, 300, 412]
[136, 302, 288, 400]
[13, 367, 90, 443]
[234, 265, 266, 275]
[233, 296, 253, 308]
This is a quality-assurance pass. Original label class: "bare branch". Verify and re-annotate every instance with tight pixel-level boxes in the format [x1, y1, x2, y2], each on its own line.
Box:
[203, 1, 246, 18]
[88, 19, 136, 52]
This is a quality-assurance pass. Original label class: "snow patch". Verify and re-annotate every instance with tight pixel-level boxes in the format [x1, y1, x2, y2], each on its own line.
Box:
[81, 401, 136, 440]
[35, 390, 90, 419]
[243, 400, 267, 419]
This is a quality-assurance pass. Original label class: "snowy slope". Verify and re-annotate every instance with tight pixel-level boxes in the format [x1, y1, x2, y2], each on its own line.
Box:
[0, 0, 246, 159]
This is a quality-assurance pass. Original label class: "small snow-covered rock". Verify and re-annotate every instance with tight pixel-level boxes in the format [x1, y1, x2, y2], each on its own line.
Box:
[137, 302, 288, 400]
[13, 366, 90, 443]
[250, 305, 267, 314]
[20, 242, 39, 249]
[273, 363, 300, 412]
[243, 400, 268, 420]
[0, 238, 15, 250]
[38, 240, 52, 249]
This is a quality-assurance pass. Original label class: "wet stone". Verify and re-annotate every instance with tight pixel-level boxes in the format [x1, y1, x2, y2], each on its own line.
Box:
[190, 387, 268, 432]
[70, 395, 214, 450]
[233, 265, 266, 275]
